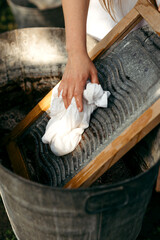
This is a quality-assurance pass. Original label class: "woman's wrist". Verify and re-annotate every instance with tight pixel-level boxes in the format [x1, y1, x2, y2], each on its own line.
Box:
[66, 47, 88, 58]
[66, 42, 88, 55]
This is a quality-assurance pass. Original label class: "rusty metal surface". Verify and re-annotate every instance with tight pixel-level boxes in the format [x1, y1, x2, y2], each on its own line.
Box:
[16, 26, 160, 187]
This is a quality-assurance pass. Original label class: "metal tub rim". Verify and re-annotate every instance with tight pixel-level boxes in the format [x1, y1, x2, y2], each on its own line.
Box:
[7, 0, 62, 10]
[0, 159, 159, 193]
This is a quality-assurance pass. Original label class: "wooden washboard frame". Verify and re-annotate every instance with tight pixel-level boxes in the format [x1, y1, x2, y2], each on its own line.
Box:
[3, 0, 160, 190]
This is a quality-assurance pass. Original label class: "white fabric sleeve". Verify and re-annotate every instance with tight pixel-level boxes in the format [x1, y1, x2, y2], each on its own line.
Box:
[156, 0, 160, 7]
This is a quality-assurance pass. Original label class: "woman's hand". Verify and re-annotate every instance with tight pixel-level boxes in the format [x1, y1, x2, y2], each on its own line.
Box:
[58, 51, 99, 112]
[60, 0, 97, 112]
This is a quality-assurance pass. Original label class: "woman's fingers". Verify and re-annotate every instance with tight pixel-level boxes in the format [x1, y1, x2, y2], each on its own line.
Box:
[58, 74, 98, 111]
[62, 87, 68, 109]
[67, 85, 74, 106]
[59, 83, 84, 111]
[90, 69, 99, 84]
[74, 88, 83, 112]
[74, 76, 87, 112]
[58, 82, 69, 108]
[58, 81, 63, 97]
[58, 53, 99, 111]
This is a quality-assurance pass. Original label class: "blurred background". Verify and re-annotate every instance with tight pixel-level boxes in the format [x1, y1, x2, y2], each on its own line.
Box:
[0, 1, 160, 240]
[0, 1, 16, 33]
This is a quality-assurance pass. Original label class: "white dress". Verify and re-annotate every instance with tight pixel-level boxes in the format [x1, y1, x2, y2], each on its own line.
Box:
[87, 0, 159, 40]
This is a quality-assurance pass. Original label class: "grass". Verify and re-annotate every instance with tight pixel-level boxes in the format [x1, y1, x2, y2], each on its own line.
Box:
[0, 0, 16, 33]
[3, 230, 17, 240]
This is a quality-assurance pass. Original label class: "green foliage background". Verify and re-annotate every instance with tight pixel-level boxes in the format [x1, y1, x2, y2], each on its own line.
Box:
[0, 0, 16, 33]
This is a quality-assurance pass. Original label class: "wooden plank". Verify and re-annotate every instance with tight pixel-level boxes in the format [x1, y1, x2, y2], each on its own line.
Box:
[64, 99, 160, 188]
[156, 168, 160, 192]
[6, 141, 30, 179]
[135, 0, 160, 36]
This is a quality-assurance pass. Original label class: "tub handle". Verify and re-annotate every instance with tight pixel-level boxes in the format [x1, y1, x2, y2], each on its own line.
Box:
[85, 186, 129, 214]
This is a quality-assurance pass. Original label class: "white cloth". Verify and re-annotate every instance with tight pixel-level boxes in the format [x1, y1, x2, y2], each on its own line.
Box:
[42, 83, 110, 156]
[87, 0, 160, 40]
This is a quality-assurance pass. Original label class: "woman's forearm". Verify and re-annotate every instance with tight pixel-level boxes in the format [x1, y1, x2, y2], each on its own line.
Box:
[62, 0, 90, 56]
[58, 0, 98, 112]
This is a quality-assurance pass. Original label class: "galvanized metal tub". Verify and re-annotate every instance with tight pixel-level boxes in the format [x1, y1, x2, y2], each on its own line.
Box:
[0, 155, 159, 240]
[7, 0, 64, 28]
[0, 27, 160, 240]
